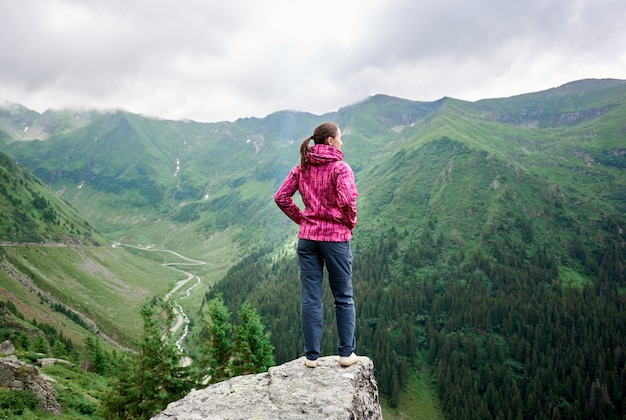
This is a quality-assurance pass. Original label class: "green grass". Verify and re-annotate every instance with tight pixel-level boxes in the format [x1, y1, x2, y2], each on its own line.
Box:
[42, 362, 108, 419]
[0, 245, 187, 347]
[381, 369, 443, 419]
[558, 265, 592, 289]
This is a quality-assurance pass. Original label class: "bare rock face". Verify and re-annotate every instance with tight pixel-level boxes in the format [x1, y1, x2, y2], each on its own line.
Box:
[0, 355, 61, 416]
[152, 355, 382, 420]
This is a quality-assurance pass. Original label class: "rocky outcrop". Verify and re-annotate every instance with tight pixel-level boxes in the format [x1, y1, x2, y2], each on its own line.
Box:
[152, 355, 382, 420]
[0, 355, 61, 416]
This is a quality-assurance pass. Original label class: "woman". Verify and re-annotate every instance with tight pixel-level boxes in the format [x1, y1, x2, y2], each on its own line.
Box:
[274, 121, 360, 368]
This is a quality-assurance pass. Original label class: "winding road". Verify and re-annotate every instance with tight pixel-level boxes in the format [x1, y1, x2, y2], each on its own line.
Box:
[116, 242, 205, 357]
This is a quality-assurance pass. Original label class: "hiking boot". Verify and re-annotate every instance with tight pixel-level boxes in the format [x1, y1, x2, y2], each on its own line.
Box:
[339, 353, 360, 367]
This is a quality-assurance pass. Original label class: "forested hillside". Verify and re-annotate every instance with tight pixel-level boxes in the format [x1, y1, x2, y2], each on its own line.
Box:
[210, 135, 626, 418]
[0, 149, 101, 244]
[1, 78, 625, 418]
[207, 80, 626, 418]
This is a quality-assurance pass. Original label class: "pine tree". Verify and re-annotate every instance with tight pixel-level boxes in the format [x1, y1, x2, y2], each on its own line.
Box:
[389, 370, 400, 408]
[33, 333, 49, 354]
[12, 331, 29, 351]
[101, 352, 136, 419]
[83, 335, 109, 374]
[102, 299, 191, 419]
[198, 294, 233, 384]
[52, 339, 67, 358]
[232, 302, 275, 376]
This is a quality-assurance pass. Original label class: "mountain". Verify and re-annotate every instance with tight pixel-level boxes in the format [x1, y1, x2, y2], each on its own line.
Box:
[1, 78, 625, 419]
[0, 149, 194, 351]
[0, 93, 451, 242]
[203, 79, 626, 418]
[3, 80, 624, 244]
[0, 149, 102, 245]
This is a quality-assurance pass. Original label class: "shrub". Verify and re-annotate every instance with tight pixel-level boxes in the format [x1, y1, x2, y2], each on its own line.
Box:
[0, 388, 39, 415]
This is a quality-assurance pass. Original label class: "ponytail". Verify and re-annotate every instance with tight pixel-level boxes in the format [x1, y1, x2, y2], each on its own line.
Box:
[298, 122, 340, 170]
[299, 136, 313, 169]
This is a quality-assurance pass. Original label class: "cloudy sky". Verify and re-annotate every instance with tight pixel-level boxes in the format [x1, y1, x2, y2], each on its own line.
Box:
[1, 0, 625, 122]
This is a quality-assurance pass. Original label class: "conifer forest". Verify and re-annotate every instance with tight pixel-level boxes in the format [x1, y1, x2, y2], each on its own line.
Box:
[213, 214, 626, 419]
[2, 79, 626, 419]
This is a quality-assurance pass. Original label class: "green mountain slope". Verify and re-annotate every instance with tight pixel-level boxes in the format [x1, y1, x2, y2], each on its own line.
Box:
[0, 149, 103, 244]
[359, 79, 626, 247]
[0, 78, 625, 418]
[0, 149, 193, 352]
[0, 244, 184, 347]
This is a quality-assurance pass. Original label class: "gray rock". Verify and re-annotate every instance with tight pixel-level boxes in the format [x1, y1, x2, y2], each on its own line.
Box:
[0, 340, 14, 355]
[0, 355, 61, 415]
[152, 355, 382, 420]
[37, 357, 75, 368]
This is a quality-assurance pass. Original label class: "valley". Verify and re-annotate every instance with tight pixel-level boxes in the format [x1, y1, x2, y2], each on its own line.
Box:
[1, 78, 625, 418]
[117, 242, 206, 353]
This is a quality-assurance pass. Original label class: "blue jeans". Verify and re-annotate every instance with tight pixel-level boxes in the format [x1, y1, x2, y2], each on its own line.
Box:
[297, 239, 356, 360]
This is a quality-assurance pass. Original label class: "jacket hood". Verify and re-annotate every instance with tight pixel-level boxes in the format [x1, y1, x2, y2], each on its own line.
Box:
[306, 144, 343, 166]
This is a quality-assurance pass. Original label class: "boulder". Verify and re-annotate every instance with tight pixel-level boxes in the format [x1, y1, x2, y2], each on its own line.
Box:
[37, 357, 75, 368]
[0, 339, 14, 355]
[152, 355, 382, 419]
[0, 355, 61, 416]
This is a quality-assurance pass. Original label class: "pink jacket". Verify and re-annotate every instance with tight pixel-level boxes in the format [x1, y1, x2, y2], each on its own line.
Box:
[274, 144, 358, 242]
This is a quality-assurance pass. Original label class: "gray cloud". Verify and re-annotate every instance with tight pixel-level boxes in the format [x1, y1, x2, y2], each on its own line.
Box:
[1, 0, 624, 122]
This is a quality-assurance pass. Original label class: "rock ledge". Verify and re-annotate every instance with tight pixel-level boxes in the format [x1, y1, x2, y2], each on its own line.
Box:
[152, 355, 382, 420]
